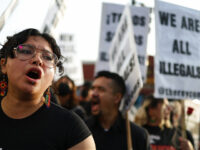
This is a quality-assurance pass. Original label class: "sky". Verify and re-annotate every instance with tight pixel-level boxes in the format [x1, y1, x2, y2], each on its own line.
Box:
[1, 0, 200, 61]
[55, 0, 131, 61]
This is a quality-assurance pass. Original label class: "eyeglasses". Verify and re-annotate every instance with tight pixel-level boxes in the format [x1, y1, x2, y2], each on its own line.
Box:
[13, 44, 58, 68]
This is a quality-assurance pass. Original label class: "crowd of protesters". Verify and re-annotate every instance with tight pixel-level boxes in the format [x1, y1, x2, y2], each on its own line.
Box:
[0, 28, 198, 150]
[53, 70, 196, 150]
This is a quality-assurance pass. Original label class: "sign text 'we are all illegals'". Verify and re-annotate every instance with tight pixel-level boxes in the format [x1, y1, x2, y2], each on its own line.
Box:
[155, 0, 200, 100]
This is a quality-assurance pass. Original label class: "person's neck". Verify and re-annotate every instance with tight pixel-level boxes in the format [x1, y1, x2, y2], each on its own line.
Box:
[148, 118, 161, 126]
[99, 110, 119, 130]
[148, 119, 165, 129]
[1, 93, 44, 119]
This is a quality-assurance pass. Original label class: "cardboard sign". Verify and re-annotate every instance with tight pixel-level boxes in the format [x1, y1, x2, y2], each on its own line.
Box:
[95, 2, 150, 81]
[154, 0, 200, 99]
[109, 5, 143, 112]
[54, 33, 84, 86]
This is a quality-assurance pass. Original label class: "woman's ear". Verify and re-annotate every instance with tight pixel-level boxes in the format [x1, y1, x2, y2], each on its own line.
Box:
[1, 58, 7, 74]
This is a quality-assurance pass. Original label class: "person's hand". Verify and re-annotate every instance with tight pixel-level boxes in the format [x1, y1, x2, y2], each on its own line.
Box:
[179, 137, 194, 150]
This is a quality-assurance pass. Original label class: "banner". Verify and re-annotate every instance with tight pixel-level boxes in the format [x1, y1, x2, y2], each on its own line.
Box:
[109, 5, 143, 112]
[95, 2, 150, 81]
[54, 33, 84, 86]
[154, 0, 200, 99]
[0, 0, 18, 31]
[41, 0, 66, 35]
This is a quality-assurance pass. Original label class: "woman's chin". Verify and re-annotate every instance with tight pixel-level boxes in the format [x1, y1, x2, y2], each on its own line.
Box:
[19, 85, 43, 96]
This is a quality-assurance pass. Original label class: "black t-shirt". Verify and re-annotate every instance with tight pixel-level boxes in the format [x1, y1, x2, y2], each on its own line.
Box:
[86, 113, 151, 150]
[143, 124, 195, 150]
[143, 125, 178, 150]
[71, 105, 88, 121]
[0, 102, 91, 150]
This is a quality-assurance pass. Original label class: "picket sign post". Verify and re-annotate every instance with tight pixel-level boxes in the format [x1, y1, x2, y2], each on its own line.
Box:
[126, 111, 133, 150]
[180, 100, 186, 138]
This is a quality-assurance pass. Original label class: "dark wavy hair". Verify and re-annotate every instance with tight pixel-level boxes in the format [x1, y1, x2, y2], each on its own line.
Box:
[0, 28, 64, 74]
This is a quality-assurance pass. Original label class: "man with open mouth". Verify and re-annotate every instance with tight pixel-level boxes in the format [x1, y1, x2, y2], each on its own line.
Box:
[86, 70, 150, 150]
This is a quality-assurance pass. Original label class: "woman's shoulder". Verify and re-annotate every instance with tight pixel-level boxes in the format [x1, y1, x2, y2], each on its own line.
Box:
[46, 102, 91, 142]
[47, 102, 78, 119]
[47, 103, 89, 129]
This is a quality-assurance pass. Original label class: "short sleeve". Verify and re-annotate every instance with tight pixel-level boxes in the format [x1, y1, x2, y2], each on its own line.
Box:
[65, 111, 91, 148]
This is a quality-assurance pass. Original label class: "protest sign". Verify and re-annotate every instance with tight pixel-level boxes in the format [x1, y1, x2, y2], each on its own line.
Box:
[41, 0, 66, 34]
[109, 5, 143, 112]
[95, 2, 150, 81]
[154, 0, 200, 99]
[54, 33, 84, 86]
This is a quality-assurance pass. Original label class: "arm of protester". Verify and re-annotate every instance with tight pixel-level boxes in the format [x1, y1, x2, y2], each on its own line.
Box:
[68, 135, 96, 150]
[179, 137, 194, 150]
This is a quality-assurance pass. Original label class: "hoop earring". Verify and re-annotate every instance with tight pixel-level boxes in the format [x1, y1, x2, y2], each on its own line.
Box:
[44, 88, 51, 108]
[0, 74, 7, 96]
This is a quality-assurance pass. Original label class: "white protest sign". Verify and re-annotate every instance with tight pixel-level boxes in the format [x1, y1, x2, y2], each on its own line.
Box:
[109, 5, 143, 112]
[41, 0, 66, 34]
[95, 3, 150, 81]
[54, 33, 84, 86]
[154, 0, 200, 99]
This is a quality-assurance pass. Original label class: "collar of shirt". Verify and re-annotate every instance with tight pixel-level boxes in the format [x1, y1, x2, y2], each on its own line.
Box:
[92, 112, 126, 133]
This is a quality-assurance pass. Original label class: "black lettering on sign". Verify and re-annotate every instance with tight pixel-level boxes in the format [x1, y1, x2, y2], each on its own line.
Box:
[124, 79, 140, 108]
[159, 61, 200, 78]
[172, 39, 191, 55]
[181, 16, 200, 33]
[134, 35, 143, 46]
[111, 45, 118, 62]
[118, 18, 128, 43]
[138, 55, 145, 65]
[106, 14, 110, 25]
[159, 11, 176, 27]
[132, 15, 146, 26]
[100, 52, 109, 61]
[123, 55, 135, 81]
[105, 31, 115, 42]
[106, 13, 122, 25]
[117, 50, 126, 72]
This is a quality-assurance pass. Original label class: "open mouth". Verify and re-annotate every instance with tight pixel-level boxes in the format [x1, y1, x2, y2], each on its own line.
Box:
[91, 99, 100, 105]
[26, 68, 41, 80]
[91, 96, 100, 114]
